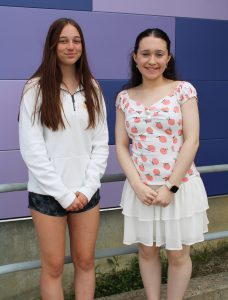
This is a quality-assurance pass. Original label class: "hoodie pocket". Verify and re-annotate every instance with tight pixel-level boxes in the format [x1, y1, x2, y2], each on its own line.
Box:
[52, 154, 90, 189]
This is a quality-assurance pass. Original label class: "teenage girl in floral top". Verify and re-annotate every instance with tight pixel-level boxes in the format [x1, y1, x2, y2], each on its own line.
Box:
[115, 28, 208, 300]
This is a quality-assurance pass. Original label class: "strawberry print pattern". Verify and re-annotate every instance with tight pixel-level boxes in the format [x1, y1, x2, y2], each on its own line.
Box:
[116, 81, 199, 185]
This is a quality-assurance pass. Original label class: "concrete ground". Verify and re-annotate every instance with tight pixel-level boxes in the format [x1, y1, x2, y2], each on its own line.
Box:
[96, 271, 228, 300]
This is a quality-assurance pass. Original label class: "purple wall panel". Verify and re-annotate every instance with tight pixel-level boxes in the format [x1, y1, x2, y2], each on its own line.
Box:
[0, 145, 124, 219]
[0, 6, 175, 80]
[0, 191, 30, 221]
[100, 146, 124, 208]
[93, 0, 228, 21]
[100, 182, 123, 209]
[0, 150, 28, 220]
[0, 150, 27, 183]
[0, 80, 25, 150]
[0, 184, 124, 220]
[105, 145, 122, 174]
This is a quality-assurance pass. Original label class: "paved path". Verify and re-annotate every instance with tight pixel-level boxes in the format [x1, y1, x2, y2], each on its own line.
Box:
[96, 271, 228, 300]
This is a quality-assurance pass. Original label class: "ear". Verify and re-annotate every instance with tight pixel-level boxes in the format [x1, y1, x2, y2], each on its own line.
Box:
[167, 54, 171, 63]
[133, 53, 137, 64]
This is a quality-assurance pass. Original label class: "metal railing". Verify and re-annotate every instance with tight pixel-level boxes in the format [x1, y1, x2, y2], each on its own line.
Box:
[0, 230, 228, 276]
[1, 164, 228, 194]
[0, 164, 228, 276]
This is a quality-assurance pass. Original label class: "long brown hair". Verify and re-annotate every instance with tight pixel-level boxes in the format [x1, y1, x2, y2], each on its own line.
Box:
[31, 18, 103, 131]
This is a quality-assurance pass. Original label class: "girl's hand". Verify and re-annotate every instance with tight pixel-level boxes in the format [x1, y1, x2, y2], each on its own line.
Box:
[153, 185, 173, 207]
[133, 182, 158, 206]
[66, 192, 88, 211]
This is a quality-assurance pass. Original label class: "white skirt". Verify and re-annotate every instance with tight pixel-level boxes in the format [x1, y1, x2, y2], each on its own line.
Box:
[120, 176, 209, 250]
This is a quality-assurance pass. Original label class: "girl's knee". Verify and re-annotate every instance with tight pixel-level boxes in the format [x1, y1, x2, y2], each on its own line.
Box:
[139, 245, 160, 260]
[42, 258, 64, 278]
[167, 248, 191, 267]
[73, 253, 95, 272]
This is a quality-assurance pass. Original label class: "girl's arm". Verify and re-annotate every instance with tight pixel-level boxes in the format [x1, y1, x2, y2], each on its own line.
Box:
[115, 107, 157, 205]
[155, 96, 199, 206]
[168, 97, 199, 186]
[19, 84, 76, 209]
[77, 94, 109, 202]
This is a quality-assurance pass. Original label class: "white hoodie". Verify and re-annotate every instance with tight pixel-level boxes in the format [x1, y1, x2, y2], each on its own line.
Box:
[19, 79, 109, 209]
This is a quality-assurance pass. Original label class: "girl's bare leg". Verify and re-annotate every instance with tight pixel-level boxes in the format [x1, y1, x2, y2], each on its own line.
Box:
[68, 205, 99, 300]
[166, 245, 192, 300]
[138, 244, 161, 300]
[31, 210, 67, 300]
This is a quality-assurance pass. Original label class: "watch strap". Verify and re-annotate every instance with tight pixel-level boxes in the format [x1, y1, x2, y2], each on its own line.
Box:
[165, 180, 172, 189]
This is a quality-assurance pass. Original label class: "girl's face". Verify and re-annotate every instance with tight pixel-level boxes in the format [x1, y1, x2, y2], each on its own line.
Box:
[133, 35, 171, 81]
[56, 24, 82, 67]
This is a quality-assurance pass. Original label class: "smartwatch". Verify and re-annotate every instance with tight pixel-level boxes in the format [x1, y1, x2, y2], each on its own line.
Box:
[165, 180, 179, 193]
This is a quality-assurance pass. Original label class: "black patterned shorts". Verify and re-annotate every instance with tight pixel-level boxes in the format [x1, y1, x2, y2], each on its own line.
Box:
[28, 190, 100, 217]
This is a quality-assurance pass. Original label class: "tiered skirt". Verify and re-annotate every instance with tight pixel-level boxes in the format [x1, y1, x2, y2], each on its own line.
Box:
[120, 176, 209, 250]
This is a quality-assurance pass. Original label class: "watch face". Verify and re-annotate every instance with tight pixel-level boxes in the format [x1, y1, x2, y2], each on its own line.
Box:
[170, 185, 179, 193]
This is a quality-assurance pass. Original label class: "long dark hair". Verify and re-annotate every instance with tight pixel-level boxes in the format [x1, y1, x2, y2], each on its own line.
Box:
[29, 18, 103, 131]
[128, 28, 176, 88]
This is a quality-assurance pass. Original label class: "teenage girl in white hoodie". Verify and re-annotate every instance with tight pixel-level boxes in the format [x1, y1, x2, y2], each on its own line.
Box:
[19, 18, 109, 300]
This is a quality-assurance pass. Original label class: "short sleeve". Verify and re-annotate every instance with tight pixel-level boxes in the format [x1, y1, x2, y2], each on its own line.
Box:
[115, 91, 127, 112]
[178, 81, 197, 105]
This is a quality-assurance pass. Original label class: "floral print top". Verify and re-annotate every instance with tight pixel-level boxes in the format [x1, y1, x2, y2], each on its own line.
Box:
[116, 81, 200, 185]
